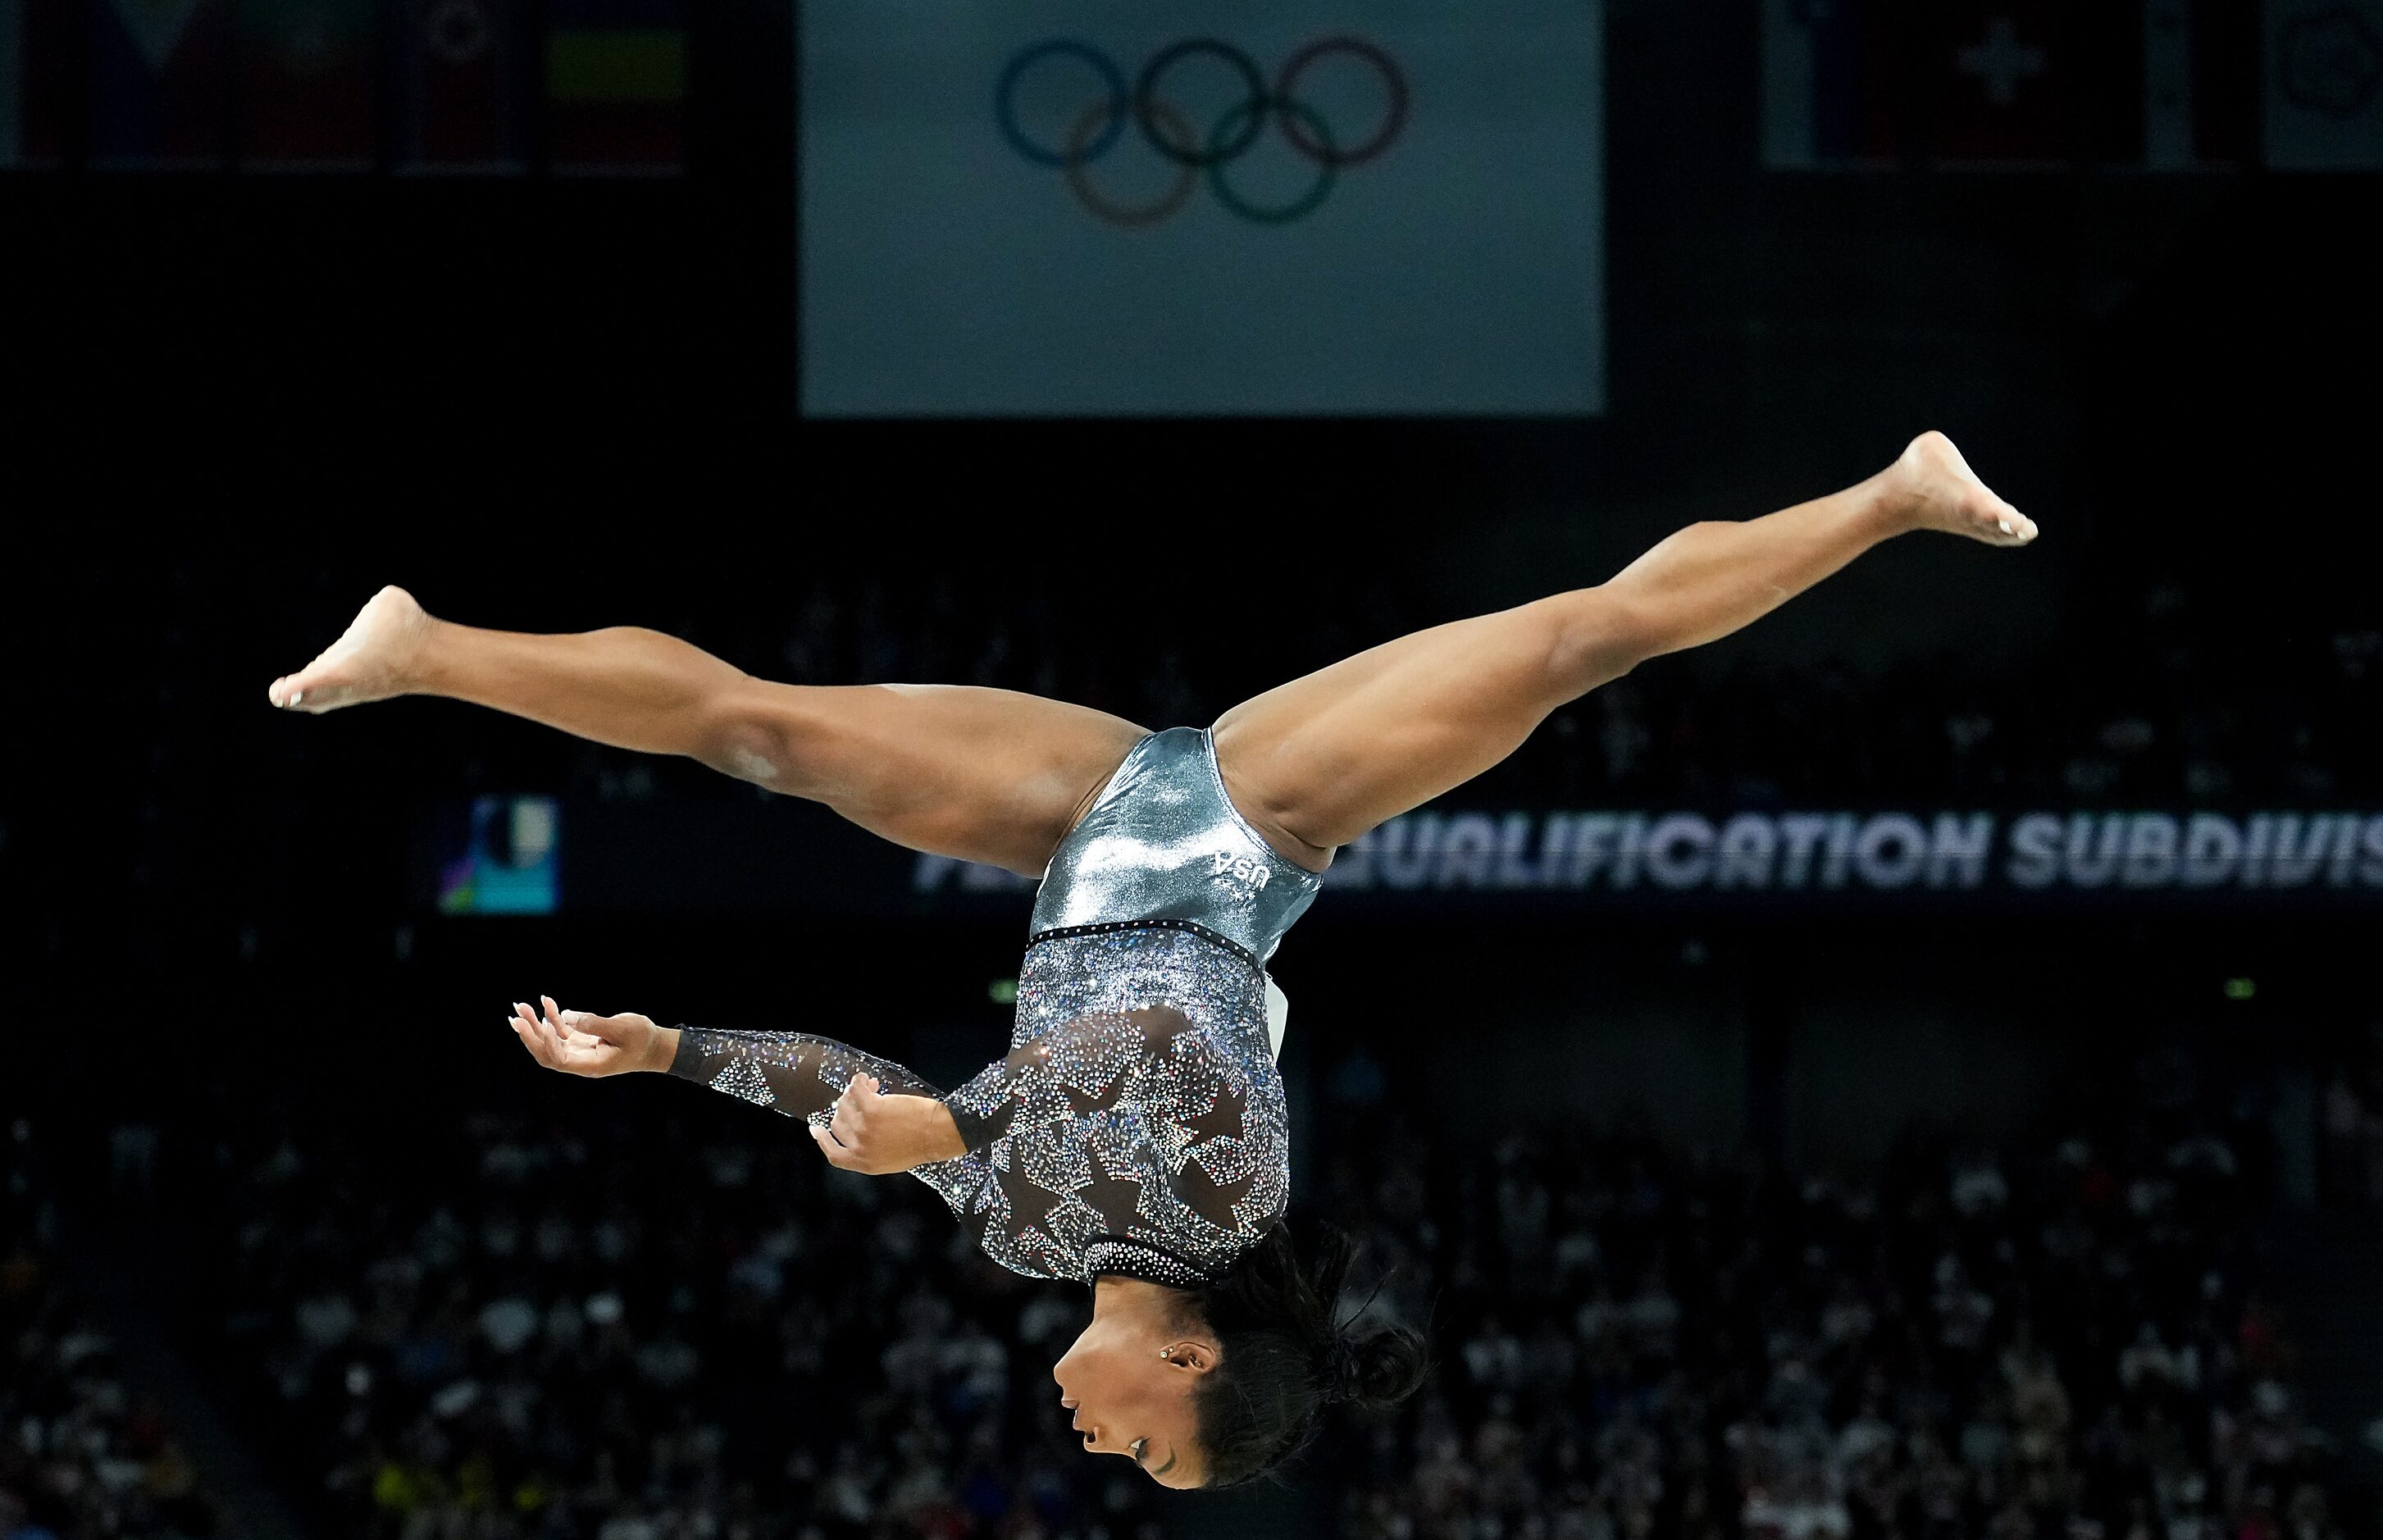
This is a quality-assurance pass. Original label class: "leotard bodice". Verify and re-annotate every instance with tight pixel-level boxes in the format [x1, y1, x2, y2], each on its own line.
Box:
[668, 729, 1325, 1288]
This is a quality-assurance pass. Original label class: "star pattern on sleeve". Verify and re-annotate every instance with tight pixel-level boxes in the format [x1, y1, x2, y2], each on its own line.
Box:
[994, 1145, 1066, 1233]
[1172, 1146, 1258, 1228]
[1060, 1080, 1120, 1121]
[709, 1059, 777, 1109]
[1009, 1027, 1135, 1129]
[1074, 1144, 1151, 1231]
[673, 1028, 945, 1123]
[1056, 1026, 1143, 1119]
[1144, 1112, 1195, 1174]
[1174, 1074, 1249, 1146]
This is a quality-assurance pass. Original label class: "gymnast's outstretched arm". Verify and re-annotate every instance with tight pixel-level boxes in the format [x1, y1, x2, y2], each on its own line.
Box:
[505, 996, 971, 1175]
[1210, 432, 2038, 863]
[506, 995, 1220, 1187]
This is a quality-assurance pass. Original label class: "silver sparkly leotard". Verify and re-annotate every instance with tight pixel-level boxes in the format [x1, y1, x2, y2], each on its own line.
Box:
[668, 727, 1324, 1289]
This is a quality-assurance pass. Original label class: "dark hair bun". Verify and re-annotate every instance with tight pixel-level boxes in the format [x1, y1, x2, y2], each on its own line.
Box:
[1332, 1325, 1431, 1410]
[1310, 1228, 1431, 1410]
[1188, 1221, 1435, 1486]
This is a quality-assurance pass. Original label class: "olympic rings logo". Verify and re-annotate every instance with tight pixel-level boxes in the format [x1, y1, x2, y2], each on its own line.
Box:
[996, 36, 1410, 228]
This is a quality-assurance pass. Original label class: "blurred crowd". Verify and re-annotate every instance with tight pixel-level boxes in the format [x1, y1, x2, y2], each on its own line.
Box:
[2318, 1025, 2383, 1212]
[554, 575, 2382, 811]
[186, 1042, 2357, 1540]
[2, 1120, 218, 1540]
[1310, 1052, 2345, 1540]
[205, 1100, 1160, 1540]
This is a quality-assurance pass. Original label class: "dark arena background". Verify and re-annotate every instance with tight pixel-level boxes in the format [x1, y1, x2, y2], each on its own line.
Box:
[7, 1, 2383, 1538]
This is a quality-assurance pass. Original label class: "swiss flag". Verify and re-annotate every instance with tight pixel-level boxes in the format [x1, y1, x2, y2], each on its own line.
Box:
[1766, 0, 2258, 171]
[1932, 2, 2066, 162]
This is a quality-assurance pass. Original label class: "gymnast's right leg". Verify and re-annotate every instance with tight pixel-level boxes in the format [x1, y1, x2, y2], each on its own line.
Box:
[265, 590, 1148, 875]
[1209, 432, 2037, 863]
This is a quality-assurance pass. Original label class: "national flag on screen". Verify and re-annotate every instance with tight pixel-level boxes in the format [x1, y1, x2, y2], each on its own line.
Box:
[544, 0, 683, 172]
[398, 0, 522, 169]
[1761, 0, 1907, 167]
[2264, 0, 2383, 167]
[239, 0, 375, 167]
[1931, 0, 2066, 163]
[89, 0, 233, 165]
[0, 0, 70, 166]
[1765, 0, 2250, 171]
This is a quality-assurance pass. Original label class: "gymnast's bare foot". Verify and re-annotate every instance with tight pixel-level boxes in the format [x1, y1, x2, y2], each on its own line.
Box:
[1886, 431, 2039, 547]
[267, 585, 433, 713]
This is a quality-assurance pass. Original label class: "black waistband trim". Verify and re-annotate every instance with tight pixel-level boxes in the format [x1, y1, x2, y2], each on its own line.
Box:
[1025, 918, 1261, 970]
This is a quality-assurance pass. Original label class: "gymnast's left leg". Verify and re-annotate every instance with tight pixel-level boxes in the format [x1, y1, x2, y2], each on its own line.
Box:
[1211, 432, 2035, 866]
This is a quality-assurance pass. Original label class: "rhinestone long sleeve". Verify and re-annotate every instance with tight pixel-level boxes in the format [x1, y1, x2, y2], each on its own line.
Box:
[667, 941, 1285, 1288]
[668, 1027, 946, 1118]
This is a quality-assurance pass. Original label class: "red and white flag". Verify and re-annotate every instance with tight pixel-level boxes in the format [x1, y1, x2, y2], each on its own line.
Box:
[1933, 1, 2066, 163]
[1766, 0, 2251, 171]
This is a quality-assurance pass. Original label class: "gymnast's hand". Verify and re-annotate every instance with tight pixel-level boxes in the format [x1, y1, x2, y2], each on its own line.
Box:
[508, 996, 677, 1078]
[811, 1073, 970, 1176]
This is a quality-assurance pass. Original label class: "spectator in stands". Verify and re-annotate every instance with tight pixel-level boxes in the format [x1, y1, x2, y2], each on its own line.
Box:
[2, 1120, 220, 1540]
[199, 1044, 2352, 1540]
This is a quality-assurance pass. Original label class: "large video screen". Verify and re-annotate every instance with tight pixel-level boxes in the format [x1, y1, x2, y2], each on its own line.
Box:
[797, 0, 1606, 417]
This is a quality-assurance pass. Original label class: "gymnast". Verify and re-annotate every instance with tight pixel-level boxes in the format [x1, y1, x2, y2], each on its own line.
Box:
[267, 433, 2035, 1488]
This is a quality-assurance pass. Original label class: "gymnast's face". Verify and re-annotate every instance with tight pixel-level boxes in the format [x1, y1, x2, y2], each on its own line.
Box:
[1052, 1280, 1216, 1489]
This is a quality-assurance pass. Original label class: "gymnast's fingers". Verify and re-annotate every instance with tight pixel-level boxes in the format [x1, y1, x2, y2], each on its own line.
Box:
[511, 1013, 555, 1068]
[828, 1091, 865, 1151]
[544, 996, 603, 1049]
[564, 1009, 627, 1046]
[526, 1002, 562, 1054]
[809, 1123, 854, 1169]
[530, 1006, 577, 1068]
[540, 996, 591, 1048]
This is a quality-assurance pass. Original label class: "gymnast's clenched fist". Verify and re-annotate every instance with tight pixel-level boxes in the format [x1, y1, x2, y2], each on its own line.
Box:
[809, 1072, 970, 1176]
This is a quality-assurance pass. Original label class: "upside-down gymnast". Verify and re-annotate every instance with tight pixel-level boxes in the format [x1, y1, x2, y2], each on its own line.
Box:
[266, 434, 2035, 1490]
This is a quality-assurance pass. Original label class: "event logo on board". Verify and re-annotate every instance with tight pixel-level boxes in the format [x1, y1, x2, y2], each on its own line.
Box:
[995, 36, 1409, 228]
